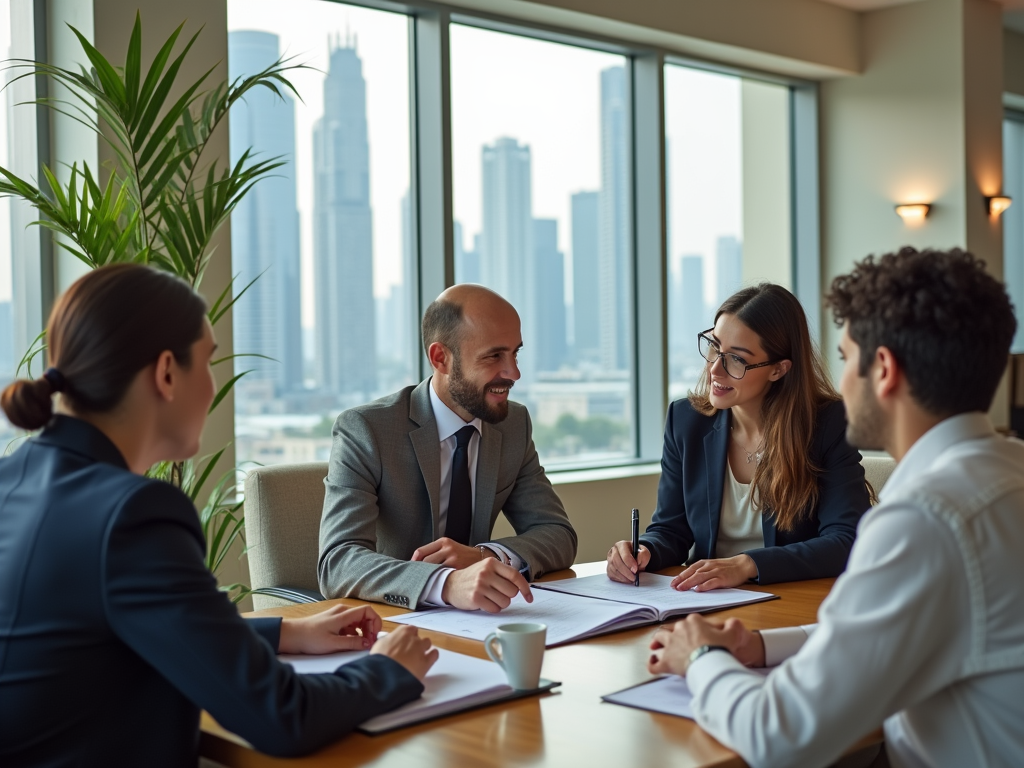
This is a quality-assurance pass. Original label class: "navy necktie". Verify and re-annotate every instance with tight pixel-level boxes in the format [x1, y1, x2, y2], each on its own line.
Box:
[446, 425, 476, 545]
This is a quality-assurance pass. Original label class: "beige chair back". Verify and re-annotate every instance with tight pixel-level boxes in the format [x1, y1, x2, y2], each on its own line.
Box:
[861, 454, 896, 500]
[244, 462, 329, 610]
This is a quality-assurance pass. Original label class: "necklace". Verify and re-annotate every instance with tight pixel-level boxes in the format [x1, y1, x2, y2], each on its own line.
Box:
[731, 426, 764, 465]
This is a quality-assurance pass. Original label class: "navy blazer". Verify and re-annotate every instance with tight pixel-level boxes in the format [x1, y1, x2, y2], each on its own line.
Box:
[640, 399, 870, 583]
[0, 416, 423, 767]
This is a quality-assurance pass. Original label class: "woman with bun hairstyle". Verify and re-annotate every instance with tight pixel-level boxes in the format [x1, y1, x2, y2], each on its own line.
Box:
[0, 264, 437, 766]
[606, 283, 870, 590]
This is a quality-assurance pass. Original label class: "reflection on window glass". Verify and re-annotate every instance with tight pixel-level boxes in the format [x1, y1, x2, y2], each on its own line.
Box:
[451, 25, 633, 467]
[227, 0, 415, 467]
[1, 0, 18, 444]
[664, 65, 791, 401]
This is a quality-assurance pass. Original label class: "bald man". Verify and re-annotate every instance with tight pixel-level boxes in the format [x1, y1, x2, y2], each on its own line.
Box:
[318, 285, 578, 612]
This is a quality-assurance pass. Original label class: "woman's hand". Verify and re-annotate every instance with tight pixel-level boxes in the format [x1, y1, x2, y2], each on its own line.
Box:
[671, 555, 758, 592]
[606, 541, 651, 583]
[371, 625, 439, 682]
[278, 605, 382, 655]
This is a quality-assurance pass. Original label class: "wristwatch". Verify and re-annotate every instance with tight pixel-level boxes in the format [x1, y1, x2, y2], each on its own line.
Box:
[687, 644, 730, 668]
[477, 545, 502, 562]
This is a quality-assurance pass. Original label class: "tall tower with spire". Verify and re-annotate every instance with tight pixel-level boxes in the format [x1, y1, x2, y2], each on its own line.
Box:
[313, 33, 377, 398]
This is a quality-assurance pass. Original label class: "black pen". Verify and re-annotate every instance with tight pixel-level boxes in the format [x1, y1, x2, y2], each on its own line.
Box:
[631, 508, 640, 587]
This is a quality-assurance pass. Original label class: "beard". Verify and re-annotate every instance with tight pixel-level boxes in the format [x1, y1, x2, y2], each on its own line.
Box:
[449, 354, 514, 424]
[845, 381, 887, 451]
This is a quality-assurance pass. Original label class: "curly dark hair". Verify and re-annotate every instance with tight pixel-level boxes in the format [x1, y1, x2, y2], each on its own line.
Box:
[826, 247, 1016, 417]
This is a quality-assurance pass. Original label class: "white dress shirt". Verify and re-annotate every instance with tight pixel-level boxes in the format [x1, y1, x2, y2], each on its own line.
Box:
[686, 412, 1024, 768]
[421, 383, 524, 606]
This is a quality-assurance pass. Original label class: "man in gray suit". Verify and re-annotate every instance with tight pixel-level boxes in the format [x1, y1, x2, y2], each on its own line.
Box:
[319, 284, 578, 612]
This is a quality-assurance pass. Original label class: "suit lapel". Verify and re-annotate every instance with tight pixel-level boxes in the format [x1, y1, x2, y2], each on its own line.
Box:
[473, 423, 502, 543]
[409, 380, 442, 540]
[704, 409, 730, 558]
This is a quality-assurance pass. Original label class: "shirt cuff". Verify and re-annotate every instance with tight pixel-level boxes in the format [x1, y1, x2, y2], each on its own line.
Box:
[686, 648, 748, 696]
[481, 543, 525, 572]
[421, 567, 455, 606]
[760, 624, 815, 666]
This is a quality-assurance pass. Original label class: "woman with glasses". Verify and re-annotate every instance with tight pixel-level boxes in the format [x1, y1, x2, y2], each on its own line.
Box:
[0, 264, 438, 766]
[606, 283, 870, 590]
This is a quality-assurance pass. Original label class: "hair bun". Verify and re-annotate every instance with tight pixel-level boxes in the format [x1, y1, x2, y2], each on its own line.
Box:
[1, 377, 56, 431]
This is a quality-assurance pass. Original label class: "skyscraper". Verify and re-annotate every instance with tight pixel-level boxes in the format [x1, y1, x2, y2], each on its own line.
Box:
[598, 66, 631, 372]
[454, 220, 480, 285]
[533, 218, 567, 373]
[571, 190, 600, 364]
[681, 255, 707, 361]
[313, 37, 377, 397]
[228, 31, 303, 395]
[715, 235, 743, 307]
[480, 137, 532, 318]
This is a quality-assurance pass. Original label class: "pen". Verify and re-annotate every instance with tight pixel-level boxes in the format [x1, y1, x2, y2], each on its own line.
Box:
[631, 508, 640, 587]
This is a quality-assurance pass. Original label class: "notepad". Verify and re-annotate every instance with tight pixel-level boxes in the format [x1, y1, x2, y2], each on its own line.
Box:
[279, 646, 559, 734]
[602, 667, 773, 720]
[390, 575, 775, 647]
[535, 572, 777, 621]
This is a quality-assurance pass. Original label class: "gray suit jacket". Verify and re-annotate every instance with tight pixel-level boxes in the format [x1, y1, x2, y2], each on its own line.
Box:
[318, 379, 578, 609]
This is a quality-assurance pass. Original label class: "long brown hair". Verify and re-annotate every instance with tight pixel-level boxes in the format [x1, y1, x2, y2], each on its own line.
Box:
[689, 283, 838, 531]
[1, 264, 207, 431]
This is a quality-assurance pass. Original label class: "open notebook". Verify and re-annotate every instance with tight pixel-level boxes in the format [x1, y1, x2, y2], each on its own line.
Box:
[279, 646, 559, 734]
[390, 574, 775, 647]
[602, 667, 773, 720]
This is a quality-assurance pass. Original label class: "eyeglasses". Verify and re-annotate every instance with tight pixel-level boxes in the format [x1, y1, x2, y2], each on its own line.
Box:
[697, 329, 783, 380]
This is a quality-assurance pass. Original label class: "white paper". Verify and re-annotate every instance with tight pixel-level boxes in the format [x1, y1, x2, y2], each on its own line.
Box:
[602, 667, 773, 720]
[279, 646, 514, 732]
[535, 572, 775, 619]
[389, 588, 645, 646]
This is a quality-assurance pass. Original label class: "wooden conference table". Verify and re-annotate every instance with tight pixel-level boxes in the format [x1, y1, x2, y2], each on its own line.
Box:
[200, 563, 880, 767]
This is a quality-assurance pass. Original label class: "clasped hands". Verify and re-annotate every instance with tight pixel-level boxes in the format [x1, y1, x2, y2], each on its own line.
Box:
[278, 605, 438, 682]
[412, 536, 533, 614]
[606, 541, 758, 591]
[647, 614, 766, 676]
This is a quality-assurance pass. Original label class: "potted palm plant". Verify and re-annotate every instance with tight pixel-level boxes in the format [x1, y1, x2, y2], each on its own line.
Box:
[0, 13, 302, 601]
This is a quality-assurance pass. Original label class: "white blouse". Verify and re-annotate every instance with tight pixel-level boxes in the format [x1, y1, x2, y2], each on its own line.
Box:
[715, 462, 764, 558]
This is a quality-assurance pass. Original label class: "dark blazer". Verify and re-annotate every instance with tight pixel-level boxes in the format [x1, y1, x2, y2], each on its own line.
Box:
[640, 399, 870, 584]
[0, 416, 423, 768]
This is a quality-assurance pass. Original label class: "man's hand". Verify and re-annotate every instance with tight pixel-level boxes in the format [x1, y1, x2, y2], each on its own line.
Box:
[370, 625, 439, 682]
[412, 537, 492, 569]
[606, 540, 651, 583]
[441, 557, 533, 613]
[278, 605, 382, 655]
[647, 614, 765, 676]
[671, 555, 758, 592]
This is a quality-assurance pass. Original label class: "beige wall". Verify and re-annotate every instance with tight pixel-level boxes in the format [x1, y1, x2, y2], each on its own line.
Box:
[819, 0, 1009, 425]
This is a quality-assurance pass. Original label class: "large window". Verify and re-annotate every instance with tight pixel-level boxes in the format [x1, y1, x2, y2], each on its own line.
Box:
[1, 0, 17, 445]
[1003, 112, 1024, 354]
[227, 0, 416, 467]
[664, 64, 792, 401]
[450, 25, 633, 467]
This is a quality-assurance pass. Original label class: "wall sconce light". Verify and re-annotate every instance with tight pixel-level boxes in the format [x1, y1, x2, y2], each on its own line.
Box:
[987, 195, 1012, 218]
[895, 203, 931, 224]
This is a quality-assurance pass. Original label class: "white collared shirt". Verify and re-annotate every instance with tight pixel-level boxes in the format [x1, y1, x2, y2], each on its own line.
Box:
[421, 382, 523, 606]
[686, 412, 1024, 768]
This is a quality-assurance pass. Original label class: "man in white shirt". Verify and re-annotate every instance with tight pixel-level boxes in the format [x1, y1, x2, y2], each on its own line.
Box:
[648, 247, 1024, 768]
[319, 284, 578, 612]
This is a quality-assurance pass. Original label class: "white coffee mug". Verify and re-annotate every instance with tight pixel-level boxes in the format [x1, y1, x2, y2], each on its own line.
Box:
[484, 622, 547, 690]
